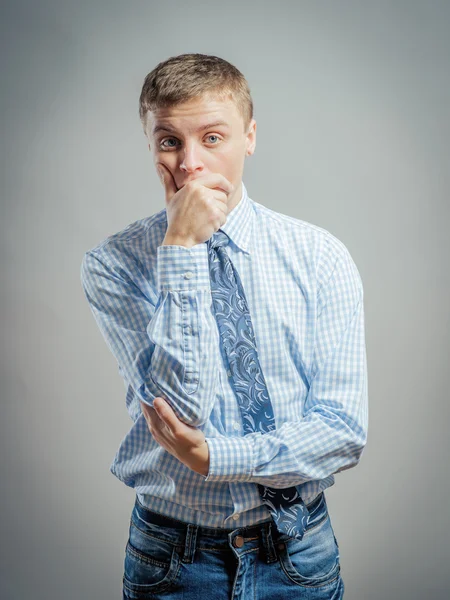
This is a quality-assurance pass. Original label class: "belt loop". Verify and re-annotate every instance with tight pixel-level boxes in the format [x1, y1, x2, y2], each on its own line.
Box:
[182, 524, 198, 563]
[261, 521, 278, 564]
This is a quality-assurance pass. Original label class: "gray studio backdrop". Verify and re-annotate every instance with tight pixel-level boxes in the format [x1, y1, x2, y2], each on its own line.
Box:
[1, 1, 449, 599]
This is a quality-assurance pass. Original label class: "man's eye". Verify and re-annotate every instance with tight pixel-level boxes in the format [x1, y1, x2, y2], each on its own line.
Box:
[159, 135, 222, 150]
[160, 138, 178, 149]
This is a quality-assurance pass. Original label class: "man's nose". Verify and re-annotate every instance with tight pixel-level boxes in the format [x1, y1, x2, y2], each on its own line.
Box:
[179, 142, 204, 173]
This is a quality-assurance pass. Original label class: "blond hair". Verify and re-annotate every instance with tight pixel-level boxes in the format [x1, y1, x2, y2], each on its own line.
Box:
[139, 53, 253, 134]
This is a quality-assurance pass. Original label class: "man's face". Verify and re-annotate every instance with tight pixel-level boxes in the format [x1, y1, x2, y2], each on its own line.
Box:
[144, 93, 256, 208]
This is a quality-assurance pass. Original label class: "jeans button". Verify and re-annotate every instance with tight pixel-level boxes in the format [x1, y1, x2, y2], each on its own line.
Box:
[233, 535, 244, 548]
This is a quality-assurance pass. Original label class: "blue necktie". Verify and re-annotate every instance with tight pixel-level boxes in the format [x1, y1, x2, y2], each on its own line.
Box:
[207, 229, 310, 540]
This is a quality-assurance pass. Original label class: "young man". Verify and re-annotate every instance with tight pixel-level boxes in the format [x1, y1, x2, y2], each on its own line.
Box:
[81, 53, 368, 599]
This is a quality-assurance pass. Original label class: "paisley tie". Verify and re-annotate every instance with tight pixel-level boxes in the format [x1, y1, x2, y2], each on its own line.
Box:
[207, 229, 310, 540]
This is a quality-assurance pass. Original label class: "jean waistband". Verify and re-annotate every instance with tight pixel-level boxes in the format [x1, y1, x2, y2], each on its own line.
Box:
[131, 492, 326, 564]
[134, 491, 325, 539]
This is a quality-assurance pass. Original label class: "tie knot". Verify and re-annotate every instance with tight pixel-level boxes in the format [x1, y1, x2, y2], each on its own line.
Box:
[209, 230, 230, 250]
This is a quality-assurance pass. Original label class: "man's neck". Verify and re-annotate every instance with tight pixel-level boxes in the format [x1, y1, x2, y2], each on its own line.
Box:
[227, 180, 243, 215]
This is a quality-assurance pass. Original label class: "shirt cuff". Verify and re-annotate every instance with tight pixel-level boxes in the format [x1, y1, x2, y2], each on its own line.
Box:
[157, 243, 211, 291]
[204, 435, 254, 482]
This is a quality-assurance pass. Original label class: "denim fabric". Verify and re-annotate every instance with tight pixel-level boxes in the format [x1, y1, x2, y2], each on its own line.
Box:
[122, 492, 344, 599]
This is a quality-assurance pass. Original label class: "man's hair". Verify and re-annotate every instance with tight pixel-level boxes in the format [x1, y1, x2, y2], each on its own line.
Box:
[139, 53, 253, 135]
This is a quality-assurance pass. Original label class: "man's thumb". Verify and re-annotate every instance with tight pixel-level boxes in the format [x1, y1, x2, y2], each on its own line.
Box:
[156, 165, 165, 183]
[157, 164, 177, 202]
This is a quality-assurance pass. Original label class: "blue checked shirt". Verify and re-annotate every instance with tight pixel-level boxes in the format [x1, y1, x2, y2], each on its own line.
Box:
[80, 181, 368, 529]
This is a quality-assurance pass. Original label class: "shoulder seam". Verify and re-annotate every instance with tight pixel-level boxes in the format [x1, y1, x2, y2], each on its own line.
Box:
[86, 209, 167, 254]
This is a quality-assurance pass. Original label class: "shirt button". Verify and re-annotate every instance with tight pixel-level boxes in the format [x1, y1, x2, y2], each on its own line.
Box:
[184, 271, 194, 279]
[233, 535, 244, 548]
[185, 326, 192, 335]
[232, 513, 240, 520]
[233, 422, 240, 431]
[227, 370, 232, 377]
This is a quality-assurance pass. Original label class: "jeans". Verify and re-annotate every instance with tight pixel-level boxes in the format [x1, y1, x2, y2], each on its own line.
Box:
[122, 491, 344, 599]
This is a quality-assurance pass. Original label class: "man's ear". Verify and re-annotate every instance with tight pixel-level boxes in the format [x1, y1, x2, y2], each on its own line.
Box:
[246, 119, 256, 156]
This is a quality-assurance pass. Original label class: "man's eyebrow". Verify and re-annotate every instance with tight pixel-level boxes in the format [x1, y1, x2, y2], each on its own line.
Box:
[152, 120, 230, 135]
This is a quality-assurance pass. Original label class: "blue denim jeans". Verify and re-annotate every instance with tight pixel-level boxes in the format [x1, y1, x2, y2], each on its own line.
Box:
[122, 491, 344, 599]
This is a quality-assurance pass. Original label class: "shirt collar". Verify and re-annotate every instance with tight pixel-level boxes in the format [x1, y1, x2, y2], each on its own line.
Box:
[219, 180, 254, 255]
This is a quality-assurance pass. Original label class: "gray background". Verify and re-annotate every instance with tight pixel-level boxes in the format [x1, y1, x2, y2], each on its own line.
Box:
[1, 1, 449, 598]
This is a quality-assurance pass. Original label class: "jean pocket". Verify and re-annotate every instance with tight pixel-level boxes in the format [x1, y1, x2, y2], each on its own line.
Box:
[122, 520, 181, 599]
[277, 514, 340, 588]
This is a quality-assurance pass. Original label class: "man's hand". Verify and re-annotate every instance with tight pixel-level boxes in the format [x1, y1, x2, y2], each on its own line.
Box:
[141, 397, 210, 477]
[157, 163, 234, 247]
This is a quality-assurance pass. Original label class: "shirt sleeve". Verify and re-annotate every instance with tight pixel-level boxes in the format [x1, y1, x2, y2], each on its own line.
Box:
[80, 242, 220, 426]
[204, 243, 368, 487]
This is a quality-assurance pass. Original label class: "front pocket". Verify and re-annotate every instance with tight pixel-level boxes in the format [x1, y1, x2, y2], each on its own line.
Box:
[278, 515, 340, 588]
[123, 522, 181, 598]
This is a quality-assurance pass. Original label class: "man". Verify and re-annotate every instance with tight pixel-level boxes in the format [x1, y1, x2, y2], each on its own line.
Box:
[81, 53, 368, 599]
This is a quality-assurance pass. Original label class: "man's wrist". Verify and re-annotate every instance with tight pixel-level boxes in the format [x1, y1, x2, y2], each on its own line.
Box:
[189, 441, 210, 477]
[161, 234, 197, 248]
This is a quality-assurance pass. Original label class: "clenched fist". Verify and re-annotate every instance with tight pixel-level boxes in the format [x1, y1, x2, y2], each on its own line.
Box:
[157, 164, 234, 248]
